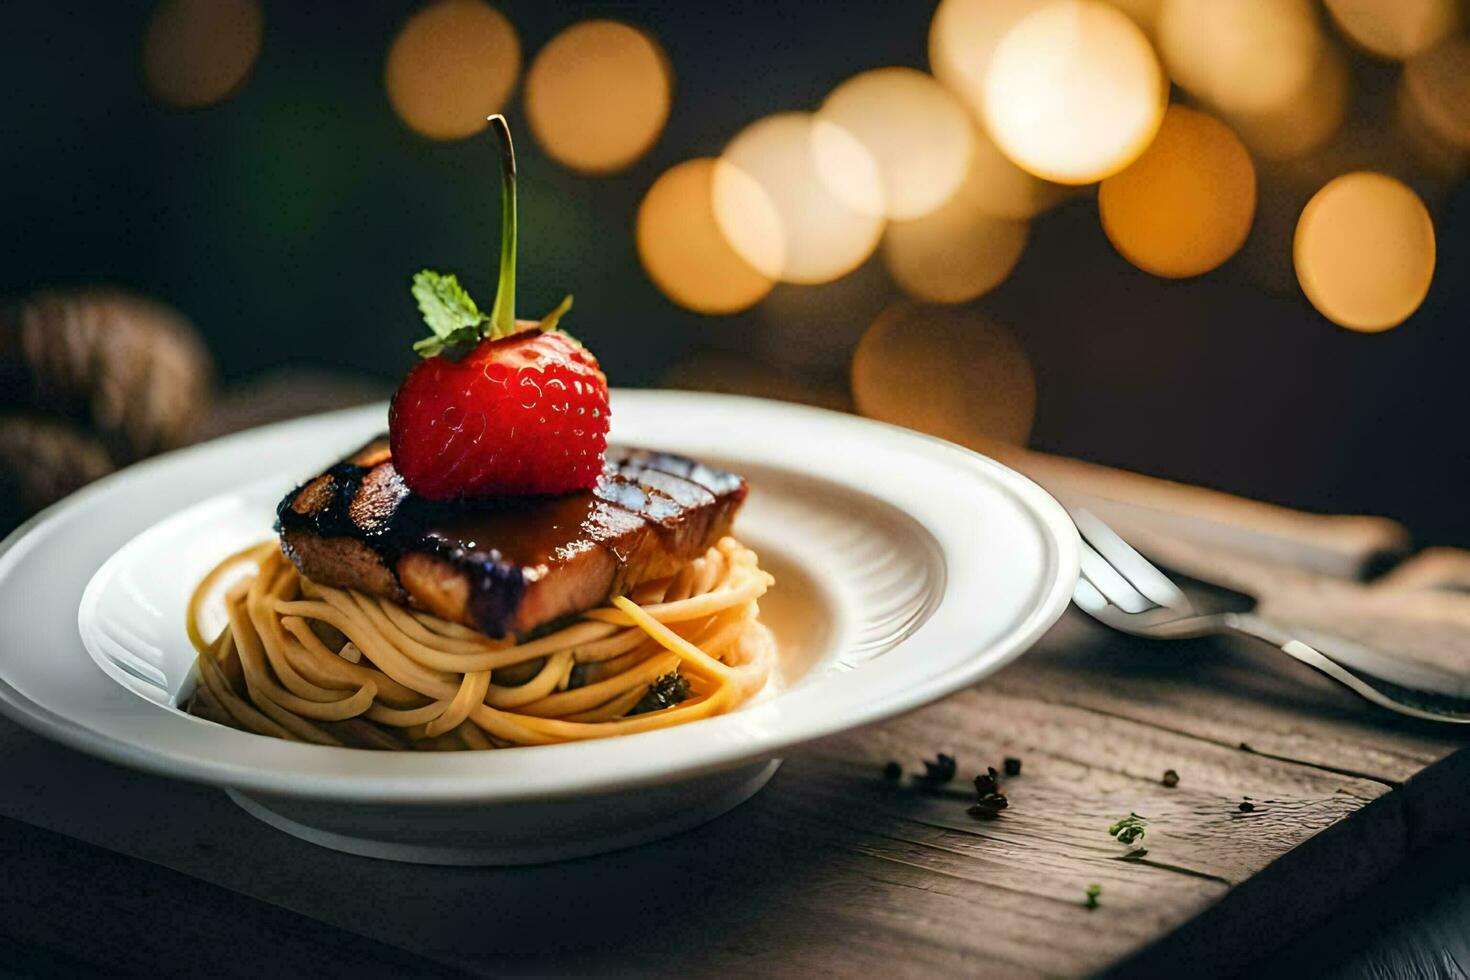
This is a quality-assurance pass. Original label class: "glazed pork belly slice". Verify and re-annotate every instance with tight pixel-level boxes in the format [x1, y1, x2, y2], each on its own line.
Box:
[276, 437, 747, 638]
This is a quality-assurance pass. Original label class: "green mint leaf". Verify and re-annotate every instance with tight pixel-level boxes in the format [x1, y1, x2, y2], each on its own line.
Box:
[412, 269, 487, 339]
[412, 322, 483, 359]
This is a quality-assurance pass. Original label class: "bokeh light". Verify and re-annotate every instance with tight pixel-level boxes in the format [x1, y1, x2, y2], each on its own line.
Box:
[1228, 47, 1349, 160]
[142, 0, 263, 109]
[1099, 105, 1256, 278]
[636, 159, 776, 315]
[1396, 75, 1466, 179]
[959, 125, 1069, 220]
[714, 113, 884, 285]
[1324, 0, 1459, 61]
[814, 68, 974, 220]
[1404, 36, 1470, 153]
[1103, 0, 1162, 37]
[928, 0, 1044, 120]
[983, 1, 1166, 185]
[524, 20, 672, 174]
[385, 0, 520, 140]
[1158, 0, 1323, 116]
[1294, 172, 1436, 333]
[882, 201, 1028, 303]
[853, 305, 1036, 449]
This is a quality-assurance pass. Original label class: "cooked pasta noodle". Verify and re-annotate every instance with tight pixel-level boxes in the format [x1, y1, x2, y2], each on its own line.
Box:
[184, 538, 776, 750]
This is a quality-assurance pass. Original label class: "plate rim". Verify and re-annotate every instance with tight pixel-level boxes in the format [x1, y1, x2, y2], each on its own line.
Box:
[0, 391, 1078, 804]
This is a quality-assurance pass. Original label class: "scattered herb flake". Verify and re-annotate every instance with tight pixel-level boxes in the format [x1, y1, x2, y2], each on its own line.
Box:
[882, 761, 903, 781]
[1238, 800, 1256, 813]
[1085, 884, 1102, 910]
[969, 766, 1008, 820]
[628, 672, 690, 715]
[1108, 812, 1148, 846]
[918, 753, 957, 786]
[1004, 757, 1022, 777]
[1162, 769, 1180, 788]
[974, 766, 1001, 796]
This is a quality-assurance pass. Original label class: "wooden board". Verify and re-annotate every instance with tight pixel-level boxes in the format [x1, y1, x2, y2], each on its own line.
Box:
[0, 609, 1463, 978]
[1, 379, 1467, 976]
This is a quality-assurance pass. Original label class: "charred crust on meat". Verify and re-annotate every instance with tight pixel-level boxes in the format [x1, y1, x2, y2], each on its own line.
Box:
[274, 435, 746, 639]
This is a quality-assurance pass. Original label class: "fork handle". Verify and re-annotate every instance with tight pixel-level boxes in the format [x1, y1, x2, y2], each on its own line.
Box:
[1223, 614, 1470, 724]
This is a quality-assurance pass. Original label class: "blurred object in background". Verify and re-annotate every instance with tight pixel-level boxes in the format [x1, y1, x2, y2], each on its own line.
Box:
[928, 0, 1043, 121]
[1228, 45, 1350, 160]
[4, 0, 1470, 546]
[385, 0, 520, 139]
[982, 0, 1166, 184]
[852, 304, 1036, 451]
[0, 287, 212, 528]
[142, 0, 262, 109]
[716, 113, 883, 285]
[1099, 104, 1256, 278]
[1402, 35, 1470, 156]
[0, 417, 112, 533]
[814, 67, 974, 221]
[1294, 172, 1437, 332]
[950, 125, 1069, 221]
[525, 20, 671, 174]
[882, 195, 1028, 304]
[637, 159, 775, 315]
[1324, 0, 1460, 60]
[1158, 0, 1323, 118]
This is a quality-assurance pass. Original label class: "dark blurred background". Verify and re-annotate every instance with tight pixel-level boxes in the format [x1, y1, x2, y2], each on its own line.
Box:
[2, 0, 1467, 545]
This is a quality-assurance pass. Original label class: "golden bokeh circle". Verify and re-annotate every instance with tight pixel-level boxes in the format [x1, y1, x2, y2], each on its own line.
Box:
[1227, 47, 1349, 160]
[715, 113, 884, 285]
[1157, 0, 1322, 116]
[385, 0, 520, 140]
[983, 0, 1166, 185]
[959, 125, 1068, 220]
[883, 203, 1028, 304]
[525, 20, 672, 174]
[1323, 0, 1458, 61]
[1099, 105, 1256, 278]
[142, 0, 263, 109]
[1404, 36, 1470, 152]
[815, 68, 975, 221]
[928, 0, 1045, 119]
[1294, 172, 1436, 333]
[853, 305, 1036, 449]
[637, 159, 776, 316]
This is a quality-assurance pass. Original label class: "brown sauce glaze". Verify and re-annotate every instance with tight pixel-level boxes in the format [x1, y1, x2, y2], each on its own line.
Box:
[275, 437, 747, 635]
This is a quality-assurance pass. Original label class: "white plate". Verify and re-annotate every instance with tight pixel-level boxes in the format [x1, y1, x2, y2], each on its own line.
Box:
[0, 391, 1076, 864]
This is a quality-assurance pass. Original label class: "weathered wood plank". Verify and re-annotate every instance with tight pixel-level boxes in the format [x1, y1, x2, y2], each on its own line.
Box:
[0, 635, 1449, 980]
[996, 615, 1462, 783]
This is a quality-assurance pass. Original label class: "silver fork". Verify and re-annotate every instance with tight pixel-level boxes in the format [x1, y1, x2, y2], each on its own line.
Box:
[1068, 508, 1470, 724]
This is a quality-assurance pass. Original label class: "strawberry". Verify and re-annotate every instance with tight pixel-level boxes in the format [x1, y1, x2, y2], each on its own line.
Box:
[387, 115, 611, 500]
[389, 325, 609, 499]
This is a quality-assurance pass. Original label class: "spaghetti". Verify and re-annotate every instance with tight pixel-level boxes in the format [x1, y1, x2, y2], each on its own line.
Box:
[184, 538, 776, 750]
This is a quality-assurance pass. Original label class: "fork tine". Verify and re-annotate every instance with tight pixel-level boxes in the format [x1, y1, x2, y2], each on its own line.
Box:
[1072, 509, 1191, 612]
[1077, 538, 1157, 614]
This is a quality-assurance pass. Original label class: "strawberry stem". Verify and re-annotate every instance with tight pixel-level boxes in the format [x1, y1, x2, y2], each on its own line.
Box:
[486, 114, 517, 341]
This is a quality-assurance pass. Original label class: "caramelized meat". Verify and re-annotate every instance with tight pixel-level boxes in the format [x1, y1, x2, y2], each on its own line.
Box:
[276, 437, 747, 638]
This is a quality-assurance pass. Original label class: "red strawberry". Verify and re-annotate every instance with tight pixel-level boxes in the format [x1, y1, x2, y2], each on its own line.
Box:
[389, 326, 610, 500]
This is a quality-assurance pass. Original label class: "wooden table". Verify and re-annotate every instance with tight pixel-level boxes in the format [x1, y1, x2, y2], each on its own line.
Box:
[2, 380, 1466, 976]
[0, 605, 1464, 977]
